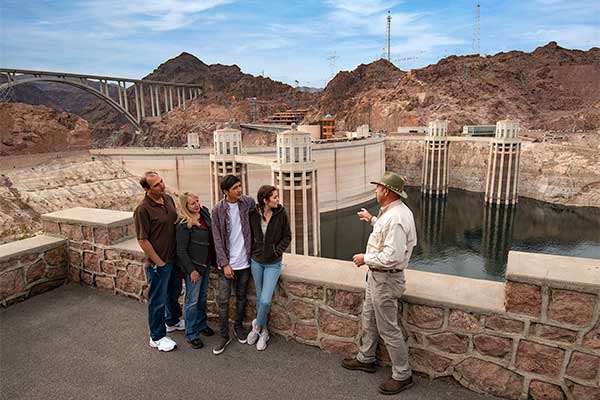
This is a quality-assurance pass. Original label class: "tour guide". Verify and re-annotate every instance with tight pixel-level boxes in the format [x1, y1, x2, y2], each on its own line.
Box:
[341, 171, 417, 395]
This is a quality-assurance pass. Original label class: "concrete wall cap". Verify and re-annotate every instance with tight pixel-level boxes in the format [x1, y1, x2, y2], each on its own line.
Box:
[0, 235, 67, 262]
[506, 251, 600, 290]
[42, 207, 133, 228]
[282, 254, 504, 313]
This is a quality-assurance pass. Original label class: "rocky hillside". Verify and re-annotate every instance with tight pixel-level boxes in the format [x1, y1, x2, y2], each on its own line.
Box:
[4, 42, 598, 146]
[318, 42, 600, 132]
[0, 103, 91, 156]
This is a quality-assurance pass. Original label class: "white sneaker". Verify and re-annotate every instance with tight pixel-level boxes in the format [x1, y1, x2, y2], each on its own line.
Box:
[247, 319, 259, 345]
[256, 331, 270, 351]
[166, 320, 185, 332]
[149, 336, 177, 352]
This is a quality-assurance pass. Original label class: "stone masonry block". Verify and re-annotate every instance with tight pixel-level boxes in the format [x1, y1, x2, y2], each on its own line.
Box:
[44, 246, 66, 266]
[0, 269, 25, 300]
[516, 340, 565, 378]
[409, 348, 453, 374]
[289, 299, 316, 320]
[529, 323, 578, 344]
[82, 252, 100, 273]
[454, 358, 523, 400]
[293, 323, 318, 341]
[485, 315, 525, 334]
[566, 351, 600, 381]
[60, 223, 83, 241]
[269, 303, 292, 332]
[318, 308, 359, 338]
[407, 304, 444, 329]
[583, 325, 600, 350]
[427, 332, 470, 354]
[286, 281, 324, 300]
[549, 289, 596, 327]
[448, 310, 481, 332]
[505, 282, 541, 317]
[325, 288, 364, 315]
[529, 381, 566, 400]
[473, 334, 512, 359]
[26, 259, 47, 283]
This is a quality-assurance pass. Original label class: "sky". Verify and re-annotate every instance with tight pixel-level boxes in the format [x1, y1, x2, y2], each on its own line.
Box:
[1, 0, 598, 88]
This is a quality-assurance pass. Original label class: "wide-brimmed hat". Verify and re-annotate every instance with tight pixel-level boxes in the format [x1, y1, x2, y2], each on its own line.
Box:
[370, 171, 408, 199]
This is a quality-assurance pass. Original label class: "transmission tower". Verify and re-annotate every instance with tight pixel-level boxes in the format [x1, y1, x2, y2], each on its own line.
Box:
[327, 51, 339, 80]
[386, 10, 392, 61]
[472, 2, 481, 55]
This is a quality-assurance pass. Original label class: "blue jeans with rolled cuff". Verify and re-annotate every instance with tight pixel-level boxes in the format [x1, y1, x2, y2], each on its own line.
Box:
[250, 259, 282, 331]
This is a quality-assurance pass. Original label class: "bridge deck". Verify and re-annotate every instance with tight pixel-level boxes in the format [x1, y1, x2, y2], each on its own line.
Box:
[0, 284, 498, 400]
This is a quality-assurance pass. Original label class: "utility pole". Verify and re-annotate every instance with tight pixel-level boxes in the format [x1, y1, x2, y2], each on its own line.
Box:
[386, 10, 392, 61]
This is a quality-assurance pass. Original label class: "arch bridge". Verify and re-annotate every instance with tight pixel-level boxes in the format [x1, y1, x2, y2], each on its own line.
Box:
[0, 68, 202, 130]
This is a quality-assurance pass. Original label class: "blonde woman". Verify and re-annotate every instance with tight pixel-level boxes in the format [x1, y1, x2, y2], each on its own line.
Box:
[176, 192, 216, 349]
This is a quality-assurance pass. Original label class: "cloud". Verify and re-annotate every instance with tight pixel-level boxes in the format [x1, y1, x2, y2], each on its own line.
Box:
[522, 25, 599, 48]
[325, 0, 399, 16]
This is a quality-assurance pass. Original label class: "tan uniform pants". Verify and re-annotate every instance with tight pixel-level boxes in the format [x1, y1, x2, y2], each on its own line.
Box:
[356, 270, 411, 381]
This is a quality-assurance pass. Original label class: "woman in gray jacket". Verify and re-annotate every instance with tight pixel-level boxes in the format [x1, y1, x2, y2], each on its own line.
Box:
[176, 192, 216, 349]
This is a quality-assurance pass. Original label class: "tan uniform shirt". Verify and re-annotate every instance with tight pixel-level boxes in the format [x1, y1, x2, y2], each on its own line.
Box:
[364, 199, 417, 274]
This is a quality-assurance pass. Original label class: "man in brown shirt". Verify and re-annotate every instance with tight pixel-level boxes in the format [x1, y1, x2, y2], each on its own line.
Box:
[133, 171, 182, 352]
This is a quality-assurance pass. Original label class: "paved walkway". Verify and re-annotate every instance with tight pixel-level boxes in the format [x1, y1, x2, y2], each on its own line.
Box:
[0, 285, 500, 400]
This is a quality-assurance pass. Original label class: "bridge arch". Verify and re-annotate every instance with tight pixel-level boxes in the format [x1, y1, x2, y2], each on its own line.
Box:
[0, 76, 140, 130]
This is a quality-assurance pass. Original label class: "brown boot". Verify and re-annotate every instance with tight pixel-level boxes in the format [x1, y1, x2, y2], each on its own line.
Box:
[378, 376, 414, 395]
[340, 357, 377, 373]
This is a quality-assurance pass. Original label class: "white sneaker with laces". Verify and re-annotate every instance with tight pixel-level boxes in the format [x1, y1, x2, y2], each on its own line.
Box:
[149, 336, 177, 352]
[166, 320, 185, 332]
[247, 319, 259, 345]
[256, 331, 270, 351]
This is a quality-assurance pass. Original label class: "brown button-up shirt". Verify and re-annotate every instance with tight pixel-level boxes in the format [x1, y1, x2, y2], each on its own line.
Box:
[133, 194, 178, 267]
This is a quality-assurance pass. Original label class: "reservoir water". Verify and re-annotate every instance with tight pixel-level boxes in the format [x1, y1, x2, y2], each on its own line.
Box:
[320, 187, 600, 281]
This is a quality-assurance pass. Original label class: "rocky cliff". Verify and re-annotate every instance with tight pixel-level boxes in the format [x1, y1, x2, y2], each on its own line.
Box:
[0, 103, 91, 156]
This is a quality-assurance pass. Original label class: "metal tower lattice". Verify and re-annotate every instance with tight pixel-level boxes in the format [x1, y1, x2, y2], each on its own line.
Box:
[472, 2, 481, 55]
[386, 11, 392, 61]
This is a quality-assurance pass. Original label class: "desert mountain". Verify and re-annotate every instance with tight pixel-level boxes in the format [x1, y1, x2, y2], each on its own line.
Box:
[317, 42, 600, 132]
[3, 42, 599, 152]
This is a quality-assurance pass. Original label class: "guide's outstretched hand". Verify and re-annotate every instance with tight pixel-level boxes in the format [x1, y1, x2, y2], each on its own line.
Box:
[357, 208, 372, 223]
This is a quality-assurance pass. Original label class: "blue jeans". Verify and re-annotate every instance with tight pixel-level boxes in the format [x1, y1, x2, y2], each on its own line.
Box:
[146, 262, 182, 341]
[250, 259, 282, 331]
[165, 265, 183, 327]
[184, 268, 210, 341]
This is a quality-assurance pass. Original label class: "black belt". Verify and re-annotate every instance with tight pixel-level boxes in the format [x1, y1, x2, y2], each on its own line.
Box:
[369, 267, 403, 274]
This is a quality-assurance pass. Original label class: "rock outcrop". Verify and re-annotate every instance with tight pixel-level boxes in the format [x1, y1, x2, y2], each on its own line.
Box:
[0, 103, 91, 156]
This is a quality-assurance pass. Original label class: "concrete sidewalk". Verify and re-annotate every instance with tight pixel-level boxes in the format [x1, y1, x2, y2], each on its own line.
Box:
[0, 285, 500, 400]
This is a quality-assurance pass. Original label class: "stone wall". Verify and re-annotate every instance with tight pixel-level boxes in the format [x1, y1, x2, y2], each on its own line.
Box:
[385, 137, 600, 207]
[31, 207, 600, 399]
[41, 207, 138, 294]
[0, 236, 68, 306]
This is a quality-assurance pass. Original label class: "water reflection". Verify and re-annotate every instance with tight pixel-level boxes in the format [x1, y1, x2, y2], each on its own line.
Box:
[320, 186, 600, 281]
